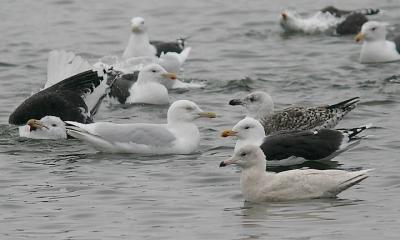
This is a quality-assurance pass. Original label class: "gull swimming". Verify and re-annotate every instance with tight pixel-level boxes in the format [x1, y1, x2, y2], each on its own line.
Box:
[9, 50, 116, 126]
[221, 117, 370, 166]
[354, 21, 400, 63]
[219, 144, 372, 202]
[65, 100, 216, 154]
[229, 91, 359, 134]
[19, 116, 67, 139]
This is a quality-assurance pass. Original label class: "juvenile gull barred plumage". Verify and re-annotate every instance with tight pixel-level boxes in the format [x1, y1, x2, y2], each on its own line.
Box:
[219, 145, 372, 202]
[65, 100, 216, 154]
[221, 117, 370, 166]
[229, 91, 359, 135]
[354, 21, 400, 63]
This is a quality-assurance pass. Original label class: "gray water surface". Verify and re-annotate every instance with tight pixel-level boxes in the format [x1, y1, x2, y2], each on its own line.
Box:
[1, 0, 400, 239]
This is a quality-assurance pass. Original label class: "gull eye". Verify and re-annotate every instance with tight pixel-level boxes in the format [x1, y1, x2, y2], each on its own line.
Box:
[371, 27, 376, 31]
[52, 124, 57, 127]
[185, 106, 193, 111]
[244, 125, 250, 130]
[151, 69, 157, 73]
[240, 152, 247, 157]
[249, 96, 256, 102]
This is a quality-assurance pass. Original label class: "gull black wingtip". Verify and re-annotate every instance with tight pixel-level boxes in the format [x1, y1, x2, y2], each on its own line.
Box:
[219, 161, 227, 167]
[229, 99, 243, 106]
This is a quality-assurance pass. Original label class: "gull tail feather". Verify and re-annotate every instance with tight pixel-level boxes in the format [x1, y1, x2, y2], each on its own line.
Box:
[327, 97, 360, 111]
[335, 169, 372, 194]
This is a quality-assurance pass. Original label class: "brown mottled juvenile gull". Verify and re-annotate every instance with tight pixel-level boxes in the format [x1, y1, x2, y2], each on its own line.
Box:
[229, 91, 359, 135]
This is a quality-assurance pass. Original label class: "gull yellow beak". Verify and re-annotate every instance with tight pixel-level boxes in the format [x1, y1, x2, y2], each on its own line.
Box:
[221, 130, 237, 137]
[161, 72, 177, 80]
[198, 111, 216, 118]
[27, 119, 48, 131]
[354, 32, 364, 42]
[131, 26, 141, 32]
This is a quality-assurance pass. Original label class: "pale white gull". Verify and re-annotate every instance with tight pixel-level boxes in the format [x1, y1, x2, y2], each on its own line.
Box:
[65, 100, 216, 154]
[219, 144, 372, 202]
[355, 21, 400, 63]
[124, 63, 176, 105]
[19, 116, 67, 139]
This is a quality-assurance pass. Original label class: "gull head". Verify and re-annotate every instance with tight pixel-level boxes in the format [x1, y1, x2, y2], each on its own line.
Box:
[167, 100, 216, 123]
[279, 10, 301, 31]
[24, 116, 67, 139]
[229, 91, 274, 118]
[221, 117, 265, 142]
[130, 17, 147, 33]
[137, 63, 176, 84]
[219, 144, 266, 169]
[355, 21, 388, 42]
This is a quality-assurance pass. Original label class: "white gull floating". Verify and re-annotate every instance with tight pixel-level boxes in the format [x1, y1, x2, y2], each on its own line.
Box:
[220, 144, 372, 202]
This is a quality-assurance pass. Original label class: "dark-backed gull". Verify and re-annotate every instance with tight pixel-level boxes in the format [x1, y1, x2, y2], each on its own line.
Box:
[221, 117, 370, 166]
[122, 17, 187, 59]
[279, 6, 379, 35]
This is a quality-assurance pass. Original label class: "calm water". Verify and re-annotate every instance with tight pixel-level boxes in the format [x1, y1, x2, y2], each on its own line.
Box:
[1, 0, 400, 239]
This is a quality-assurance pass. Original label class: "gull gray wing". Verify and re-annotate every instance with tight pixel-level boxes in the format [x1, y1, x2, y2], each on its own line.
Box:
[91, 123, 176, 147]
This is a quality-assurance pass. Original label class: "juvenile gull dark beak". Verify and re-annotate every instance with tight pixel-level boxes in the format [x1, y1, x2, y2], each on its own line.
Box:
[229, 99, 244, 105]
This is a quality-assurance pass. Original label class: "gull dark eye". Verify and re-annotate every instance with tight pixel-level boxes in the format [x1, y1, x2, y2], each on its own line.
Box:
[371, 27, 376, 31]
[249, 96, 255, 102]
[52, 124, 57, 127]
[151, 69, 157, 73]
[240, 152, 247, 157]
[185, 107, 193, 111]
[244, 125, 250, 130]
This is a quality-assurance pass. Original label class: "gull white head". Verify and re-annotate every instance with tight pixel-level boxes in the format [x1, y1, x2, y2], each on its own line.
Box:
[221, 117, 265, 151]
[137, 63, 177, 84]
[19, 116, 67, 139]
[279, 10, 301, 31]
[130, 17, 147, 33]
[229, 91, 274, 118]
[220, 144, 266, 169]
[167, 100, 216, 123]
[221, 117, 265, 140]
[355, 21, 388, 42]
